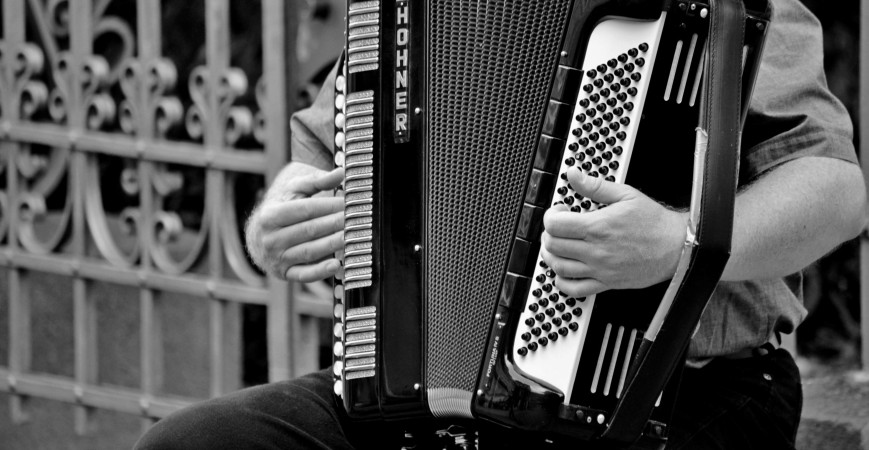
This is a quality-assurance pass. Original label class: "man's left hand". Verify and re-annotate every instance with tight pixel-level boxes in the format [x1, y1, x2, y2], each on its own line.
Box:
[541, 167, 687, 298]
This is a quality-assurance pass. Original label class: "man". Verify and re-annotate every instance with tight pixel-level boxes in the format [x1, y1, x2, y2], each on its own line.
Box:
[135, 0, 867, 448]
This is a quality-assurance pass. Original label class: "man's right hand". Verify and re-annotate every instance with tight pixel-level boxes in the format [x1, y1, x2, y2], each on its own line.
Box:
[245, 162, 345, 282]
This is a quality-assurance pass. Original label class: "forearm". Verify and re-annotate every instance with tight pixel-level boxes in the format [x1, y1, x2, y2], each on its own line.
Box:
[720, 156, 867, 281]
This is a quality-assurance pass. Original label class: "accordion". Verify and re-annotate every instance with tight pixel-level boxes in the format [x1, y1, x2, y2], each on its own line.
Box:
[330, 0, 771, 446]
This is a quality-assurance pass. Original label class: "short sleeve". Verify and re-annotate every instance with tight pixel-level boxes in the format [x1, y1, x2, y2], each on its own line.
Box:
[740, 0, 857, 184]
[290, 61, 340, 171]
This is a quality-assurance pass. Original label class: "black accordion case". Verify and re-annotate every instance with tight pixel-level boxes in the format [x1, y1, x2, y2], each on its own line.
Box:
[330, 0, 772, 447]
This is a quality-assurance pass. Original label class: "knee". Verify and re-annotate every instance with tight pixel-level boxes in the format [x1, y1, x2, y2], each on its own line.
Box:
[133, 399, 240, 450]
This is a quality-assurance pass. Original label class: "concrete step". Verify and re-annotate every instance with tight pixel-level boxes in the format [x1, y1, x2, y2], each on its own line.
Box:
[798, 371, 869, 450]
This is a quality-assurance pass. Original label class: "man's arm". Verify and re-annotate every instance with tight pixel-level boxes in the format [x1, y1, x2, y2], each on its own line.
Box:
[542, 156, 867, 298]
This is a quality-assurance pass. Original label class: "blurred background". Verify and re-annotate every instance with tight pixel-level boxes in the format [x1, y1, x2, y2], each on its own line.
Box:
[0, 0, 865, 448]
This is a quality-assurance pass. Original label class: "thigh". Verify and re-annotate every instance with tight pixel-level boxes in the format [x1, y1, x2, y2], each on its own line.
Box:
[134, 369, 403, 450]
[666, 349, 803, 450]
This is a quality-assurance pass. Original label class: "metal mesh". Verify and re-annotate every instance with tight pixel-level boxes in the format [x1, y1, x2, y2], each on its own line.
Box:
[426, 0, 573, 401]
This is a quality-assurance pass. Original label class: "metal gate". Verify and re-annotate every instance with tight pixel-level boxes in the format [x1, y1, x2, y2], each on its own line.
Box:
[0, 0, 339, 434]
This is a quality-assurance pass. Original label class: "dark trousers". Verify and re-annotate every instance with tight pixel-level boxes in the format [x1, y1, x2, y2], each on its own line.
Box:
[134, 349, 802, 450]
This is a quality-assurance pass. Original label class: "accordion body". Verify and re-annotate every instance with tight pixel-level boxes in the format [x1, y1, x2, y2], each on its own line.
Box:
[331, 0, 771, 445]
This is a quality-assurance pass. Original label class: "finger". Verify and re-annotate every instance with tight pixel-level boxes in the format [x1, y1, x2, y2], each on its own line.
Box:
[280, 231, 345, 272]
[286, 259, 342, 282]
[567, 167, 633, 205]
[309, 167, 345, 192]
[543, 208, 590, 239]
[260, 197, 344, 229]
[553, 276, 608, 298]
[268, 210, 344, 251]
[540, 245, 594, 279]
[542, 232, 597, 260]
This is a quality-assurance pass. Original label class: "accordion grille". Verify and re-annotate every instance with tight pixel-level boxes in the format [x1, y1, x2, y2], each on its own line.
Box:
[426, 0, 572, 404]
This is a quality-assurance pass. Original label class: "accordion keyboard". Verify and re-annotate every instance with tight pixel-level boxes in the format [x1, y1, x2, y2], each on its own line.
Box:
[512, 14, 668, 403]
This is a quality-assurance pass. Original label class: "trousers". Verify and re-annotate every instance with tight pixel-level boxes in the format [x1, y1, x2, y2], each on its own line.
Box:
[134, 348, 802, 450]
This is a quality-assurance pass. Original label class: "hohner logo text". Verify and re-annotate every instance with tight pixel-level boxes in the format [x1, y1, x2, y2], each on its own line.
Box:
[394, 0, 410, 143]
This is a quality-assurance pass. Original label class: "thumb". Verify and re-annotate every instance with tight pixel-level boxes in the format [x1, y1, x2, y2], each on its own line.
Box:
[567, 167, 632, 205]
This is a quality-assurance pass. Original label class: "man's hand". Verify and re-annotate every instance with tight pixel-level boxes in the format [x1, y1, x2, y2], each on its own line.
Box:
[541, 167, 686, 298]
[245, 162, 345, 282]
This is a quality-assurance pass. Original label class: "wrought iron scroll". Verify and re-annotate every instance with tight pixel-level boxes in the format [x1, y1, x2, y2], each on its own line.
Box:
[0, 0, 335, 436]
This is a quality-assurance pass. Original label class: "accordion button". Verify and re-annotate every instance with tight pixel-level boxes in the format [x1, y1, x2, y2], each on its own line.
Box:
[556, 304, 566, 313]
[589, 133, 599, 142]
[568, 143, 579, 152]
[334, 151, 346, 167]
[542, 283, 553, 293]
[570, 322, 580, 332]
[521, 333, 532, 342]
[628, 48, 639, 58]
[572, 128, 582, 137]
[596, 64, 607, 73]
[618, 53, 628, 63]
[334, 380, 343, 397]
[583, 84, 594, 93]
[334, 303, 344, 318]
[611, 83, 621, 93]
[593, 79, 604, 88]
[579, 138, 590, 147]
[557, 187, 568, 196]
[604, 73, 614, 83]
[528, 342, 539, 352]
[586, 69, 597, 79]
[613, 146, 624, 156]
[538, 337, 549, 347]
[625, 63, 635, 73]
[605, 138, 616, 147]
[614, 107, 624, 116]
[620, 117, 631, 126]
[628, 87, 638, 97]
[565, 158, 575, 167]
[636, 55, 647, 65]
[609, 161, 620, 170]
[552, 317, 563, 327]
[559, 327, 569, 336]
[336, 75, 346, 92]
[620, 78, 631, 87]
[571, 206, 581, 213]
[335, 132, 345, 149]
[564, 196, 574, 206]
[335, 113, 345, 129]
[542, 323, 552, 332]
[579, 99, 590, 108]
[606, 98, 617, 108]
[333, 323, 343, 338]
[573, 308, 583, 317]
[590, 94, 601, 103]
[614, 68, 625, 78]
[607, 59, 617, 68]
[525, 318, 535, 327]
[549, 294, 560, 303]
[335, 94, 345, 109]
[518, 347, 528, 357]
[535, 274, 546, 283]
[528, 303, 539, 313]
[639, 43, 649, 52]
[617, 132, 627, 141]
[535, 313, 546, 322]
[531, 328, 542, 337]
[537, 298, 549, 308]
[600, 88, 610, 98]
[592, 157, 602, 166]
[546, 308, 556, 317]
[546, 270, 556, 278]
[333, 342, 344, 357]
[562, 314, 572, 323]
[548, 332, 559, 342]
[599, 167, 609, 176]
[606, 176, 615, 182]
[532, 288, 542, 298]
[581, 201, 592, 209]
